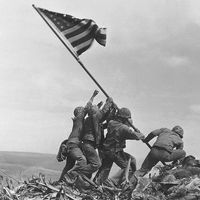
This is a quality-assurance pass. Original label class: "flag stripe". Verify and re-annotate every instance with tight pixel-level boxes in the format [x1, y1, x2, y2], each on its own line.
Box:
[95, 28, 106, 46]
[68, 25, 97, 46]
[97, 32, 106, 40]
[37, 7, 106, 56]
[97, 34, 106, 40]
[76, 39, 93, 55]
[71, 31, 95, 47]
[68, 29, 92, 43]
[62, 20, 88, 35]
[65, 20, 92, 39]
[39, 9, 79, 56]
[77, 46, 90, 55]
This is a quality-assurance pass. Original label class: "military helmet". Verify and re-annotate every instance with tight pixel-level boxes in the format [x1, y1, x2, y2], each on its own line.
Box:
[182, 155, 196, 167]
[73, 106, 85, 117]
[117, 107, 132, 119]
[172, 125, 184, 138]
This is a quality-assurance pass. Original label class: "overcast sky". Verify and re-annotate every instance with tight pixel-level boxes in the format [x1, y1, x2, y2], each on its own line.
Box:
[1, 0, 200, 163]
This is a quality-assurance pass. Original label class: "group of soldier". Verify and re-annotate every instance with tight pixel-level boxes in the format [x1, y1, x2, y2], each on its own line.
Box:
[55, 90, 187, 190]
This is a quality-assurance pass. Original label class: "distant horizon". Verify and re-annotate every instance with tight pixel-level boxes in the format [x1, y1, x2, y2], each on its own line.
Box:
[0, 150, 56, 155]
[0, 151, 143, 177]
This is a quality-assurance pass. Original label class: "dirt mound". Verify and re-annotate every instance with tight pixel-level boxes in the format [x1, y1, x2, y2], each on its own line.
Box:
[0, 163, 200, 200]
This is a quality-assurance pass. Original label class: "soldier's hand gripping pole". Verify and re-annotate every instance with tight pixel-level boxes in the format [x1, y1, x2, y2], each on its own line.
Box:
[113, 101, 165, 166]
[144, 141, 153, 149]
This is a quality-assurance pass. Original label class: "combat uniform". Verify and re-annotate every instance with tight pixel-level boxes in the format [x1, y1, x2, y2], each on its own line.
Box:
[172, 155, 200, 179]
[94, 118, 145, 185]
[56, 139, 75, 182]
[61, 91, 99, 181]
[135, 126, 186, 177]
[79, 97, 113, 177]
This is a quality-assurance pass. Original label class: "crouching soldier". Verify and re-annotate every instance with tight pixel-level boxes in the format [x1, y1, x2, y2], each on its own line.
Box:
[135, 125, 186, 177]
[181, 155, 200, 168]
[93, 107, 145, 185]
[172, 155, 200, 179]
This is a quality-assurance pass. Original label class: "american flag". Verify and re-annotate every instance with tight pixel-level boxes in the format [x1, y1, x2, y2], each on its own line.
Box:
[36, 7, 107, 56]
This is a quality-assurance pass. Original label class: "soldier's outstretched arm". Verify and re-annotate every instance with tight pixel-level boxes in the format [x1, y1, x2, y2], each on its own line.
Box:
[101, 97, 113, 113]
[142, 132, 156, 143]
[132, 129, 145, 140]
[89, 90, 99, 103]
[92, 89, 99, 98]
[122, 126, 145, 140]
[142, 129, 163, 143]
[95, 96, 114, 123]
[85, 90, 99, 110]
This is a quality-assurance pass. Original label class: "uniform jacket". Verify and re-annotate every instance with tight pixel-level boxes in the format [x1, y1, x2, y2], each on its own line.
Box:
[103, 120, 144, 152]
[145, 128, 184, 153]
[82, 98, 113, 146]
[67, 102, 92, 144]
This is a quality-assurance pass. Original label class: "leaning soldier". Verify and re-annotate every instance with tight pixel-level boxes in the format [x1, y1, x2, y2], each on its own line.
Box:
[93, 107, 145, 185]
[135, 125, 186, 177]
[62, 90, 99, 183]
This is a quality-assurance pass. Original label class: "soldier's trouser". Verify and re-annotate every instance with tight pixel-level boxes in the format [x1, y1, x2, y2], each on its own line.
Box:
[94, 150, 136, 185]
[58, 155, 76, 181]
[67, 143, 88, 176]
[135, 147, 186, 177]
[80, 141, 101, 177]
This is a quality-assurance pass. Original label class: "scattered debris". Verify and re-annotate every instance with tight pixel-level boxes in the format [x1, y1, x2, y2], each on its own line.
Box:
[0, 163, 200, 199]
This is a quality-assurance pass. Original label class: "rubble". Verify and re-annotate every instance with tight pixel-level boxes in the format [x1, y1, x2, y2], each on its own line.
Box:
[0, 164, 200, 200]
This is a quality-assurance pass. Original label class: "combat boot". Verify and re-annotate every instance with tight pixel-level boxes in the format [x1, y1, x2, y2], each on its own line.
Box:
[63, 172, 77, 185]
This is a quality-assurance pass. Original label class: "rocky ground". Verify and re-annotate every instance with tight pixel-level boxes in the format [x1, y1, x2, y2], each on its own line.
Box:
[0, 162, 200, 200]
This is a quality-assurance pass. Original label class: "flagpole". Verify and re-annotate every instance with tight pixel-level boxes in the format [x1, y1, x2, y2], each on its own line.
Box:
[32, 5, 144, 135]
[32, 5, 162, 156]
[32, 4, 109, 98]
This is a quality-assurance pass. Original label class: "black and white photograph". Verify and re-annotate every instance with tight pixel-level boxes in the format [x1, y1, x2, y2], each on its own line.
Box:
[0, 0, 200, 199]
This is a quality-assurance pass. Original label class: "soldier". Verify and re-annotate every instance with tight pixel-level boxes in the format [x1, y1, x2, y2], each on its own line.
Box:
[56, 139, 75, 182]
[62, 90, 99, 183]
[181, 155, 200, 168]
[77, 97, 113, 178]
[135, 125, 186, 177]
[94, 107, 145, 185]
[172, 155, 200, 179]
